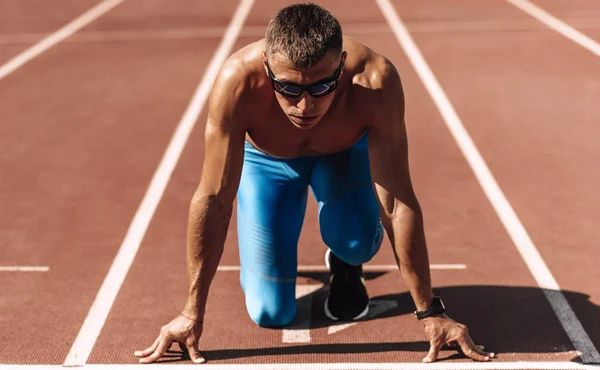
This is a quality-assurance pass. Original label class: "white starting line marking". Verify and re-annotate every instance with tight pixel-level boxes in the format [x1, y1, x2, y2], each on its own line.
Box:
[0, 361, 595, 369]
[282, 284, 323, 343]
[217, 264, 466, 272]
[376, 0, 600, 363]
[0, 266, 49, 272]
[328, 299, 398, 335]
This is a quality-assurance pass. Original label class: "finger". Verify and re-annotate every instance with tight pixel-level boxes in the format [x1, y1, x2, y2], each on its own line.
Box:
[138, 336, 172, 364]
[447, 340, 489, 356]
[134, 334, 161, 357]
[457, 337, 490, 362]
[472, 344, 494, 358]
[472, 345, 491, 358]
[422, 341, 443, 363]
[474, 345, 497, 359]
[467, 337, 496, 359]
[186, 343, 207, 364]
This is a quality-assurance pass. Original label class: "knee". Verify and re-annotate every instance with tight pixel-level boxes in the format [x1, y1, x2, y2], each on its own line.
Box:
[322, 221, 384, 266]
[330, 241, 374, 266]
[247, 299, 296, 328]
[242, 272, 297, 327]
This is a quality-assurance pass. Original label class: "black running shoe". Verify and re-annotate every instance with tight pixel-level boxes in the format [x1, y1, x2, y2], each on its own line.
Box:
[324, 249, 369, 321]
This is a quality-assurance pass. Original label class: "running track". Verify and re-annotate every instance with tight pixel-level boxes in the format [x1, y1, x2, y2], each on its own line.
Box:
[0, 0, 599, 368]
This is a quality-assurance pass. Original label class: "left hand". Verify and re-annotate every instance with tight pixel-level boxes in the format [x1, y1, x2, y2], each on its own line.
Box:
[421, 314, 497, 363]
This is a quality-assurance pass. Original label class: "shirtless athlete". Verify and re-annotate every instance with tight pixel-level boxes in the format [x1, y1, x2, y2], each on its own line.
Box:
[134, 3, 496, 364]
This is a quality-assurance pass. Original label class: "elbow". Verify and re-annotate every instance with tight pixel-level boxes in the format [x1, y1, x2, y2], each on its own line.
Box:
[190, 192, 233, 216]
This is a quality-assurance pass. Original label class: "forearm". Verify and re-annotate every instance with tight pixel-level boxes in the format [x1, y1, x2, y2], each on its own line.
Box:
[384, 204, 433, 311]
[182, 193, 232, 320]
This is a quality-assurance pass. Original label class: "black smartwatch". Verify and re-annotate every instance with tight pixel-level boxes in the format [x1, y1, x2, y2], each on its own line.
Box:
[414, 296, 446, 320]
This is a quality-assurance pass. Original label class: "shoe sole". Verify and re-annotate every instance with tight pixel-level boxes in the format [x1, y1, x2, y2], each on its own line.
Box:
[324, 297, 369, 321]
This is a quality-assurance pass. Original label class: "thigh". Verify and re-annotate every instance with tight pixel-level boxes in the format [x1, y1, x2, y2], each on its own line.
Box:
[310, 134, 383, 265]
[237, 143, 313, 325]
[310, 133, 374, 202]
[237, 142, 313, 280]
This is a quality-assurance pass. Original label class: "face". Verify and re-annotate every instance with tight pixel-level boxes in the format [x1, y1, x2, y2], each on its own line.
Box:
[263, 50, 346, 130]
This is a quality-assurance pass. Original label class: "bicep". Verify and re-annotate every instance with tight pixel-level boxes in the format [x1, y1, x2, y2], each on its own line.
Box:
[195, 62, 248, 204]
[196, 116, 246, 205]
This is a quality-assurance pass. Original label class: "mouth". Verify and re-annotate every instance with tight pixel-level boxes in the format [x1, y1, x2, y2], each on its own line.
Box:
[290, 115, 319, 125]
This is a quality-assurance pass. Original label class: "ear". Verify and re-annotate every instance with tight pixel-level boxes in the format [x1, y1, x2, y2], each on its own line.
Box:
[262, 51, 269, 74]
[339, 50, 348, 78]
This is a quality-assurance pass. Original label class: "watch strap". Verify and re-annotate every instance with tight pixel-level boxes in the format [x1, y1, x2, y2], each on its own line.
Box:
[414, 296, 445, 320]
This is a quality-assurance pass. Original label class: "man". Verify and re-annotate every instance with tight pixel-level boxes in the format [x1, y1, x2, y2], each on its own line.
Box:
[134, 3, 496, 364]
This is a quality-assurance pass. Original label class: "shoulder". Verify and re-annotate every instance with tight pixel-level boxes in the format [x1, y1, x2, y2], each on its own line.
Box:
[343, 38, 405, 122]
[346, 37, 402, 96]
[208, 41, 269, 125]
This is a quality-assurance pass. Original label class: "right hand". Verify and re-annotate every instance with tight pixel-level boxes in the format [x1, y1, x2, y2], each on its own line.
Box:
[134, 314, 206, 364]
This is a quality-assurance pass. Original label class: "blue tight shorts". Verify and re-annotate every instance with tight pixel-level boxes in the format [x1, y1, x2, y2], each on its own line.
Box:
[236, 133, 384, 327]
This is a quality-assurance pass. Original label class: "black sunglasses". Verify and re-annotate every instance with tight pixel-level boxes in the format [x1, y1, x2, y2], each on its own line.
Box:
[265, 57, 344, 98]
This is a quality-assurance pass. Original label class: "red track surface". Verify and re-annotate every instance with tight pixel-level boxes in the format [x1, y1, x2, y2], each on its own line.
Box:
[0, 0, 598, 366]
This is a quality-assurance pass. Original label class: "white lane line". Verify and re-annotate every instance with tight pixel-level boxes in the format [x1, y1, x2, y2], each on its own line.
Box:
[282, 284, 322, 343]
[0, 266, 49, 272]
[375, 0, 600, 364]
[0, 361, 594, 369]
[217, 264, 466, 272]
[0, 0, 126, 82]
[61, 0, 254, 366]
[506, 0, 600, 57]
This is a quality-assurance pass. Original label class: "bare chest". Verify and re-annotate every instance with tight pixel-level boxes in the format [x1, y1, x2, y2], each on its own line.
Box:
[246, 113, 367, 158]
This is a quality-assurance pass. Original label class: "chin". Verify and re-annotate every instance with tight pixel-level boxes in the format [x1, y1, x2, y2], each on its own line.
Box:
[288, 115, 321, 129]
[292, 122, 319, 130]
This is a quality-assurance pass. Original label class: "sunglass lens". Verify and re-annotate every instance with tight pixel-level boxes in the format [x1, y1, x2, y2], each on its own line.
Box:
[308, 81, 336, 97]
[274, 81, 303, 97]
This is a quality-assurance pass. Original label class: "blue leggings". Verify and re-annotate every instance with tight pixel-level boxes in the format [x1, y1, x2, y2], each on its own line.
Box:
[236, 133, 384, 327]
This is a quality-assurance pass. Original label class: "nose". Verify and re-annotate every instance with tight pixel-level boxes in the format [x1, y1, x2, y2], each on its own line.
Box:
[296, 92, 314, 112]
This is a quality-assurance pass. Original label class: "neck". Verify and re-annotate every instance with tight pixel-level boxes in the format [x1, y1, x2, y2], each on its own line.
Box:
[324, 76, 348, 118]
